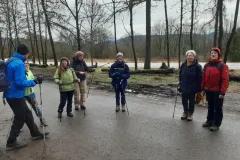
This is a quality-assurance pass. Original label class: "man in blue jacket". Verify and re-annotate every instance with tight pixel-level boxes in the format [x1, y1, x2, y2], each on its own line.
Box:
[4, 44, 49, 151]
[109, 52, 130, 112]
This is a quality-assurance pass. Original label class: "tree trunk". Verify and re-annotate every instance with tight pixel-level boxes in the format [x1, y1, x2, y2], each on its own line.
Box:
[213, 3, 219, 47]
[113, 0, 118, 53]
[144, 0, 151, 69]
[41, 0, 57, 66]
[44, 21, 48, 64]
[178, 0, 183, 69]
[129, 2, 137, 70]
[30, 0, 41, 64]
[218, 0, 223, 50]
[11, 0, 20, 45]
[224, 0, 240, 63]
[6, 0, 13, 57]
[90, 19, 94, 66]
[37, 0, 45, 64]
[164, 0, 170, 67]
[190, 0, 194, 49]
[25, 0, 35, 62]
[0, 30, 4, 60]
[75, 0, 81, 50]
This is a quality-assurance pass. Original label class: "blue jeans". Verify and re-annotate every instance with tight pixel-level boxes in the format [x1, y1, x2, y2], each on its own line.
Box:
[115, 86, 126, 106]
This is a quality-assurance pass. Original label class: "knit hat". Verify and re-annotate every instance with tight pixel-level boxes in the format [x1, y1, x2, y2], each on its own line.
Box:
[186, 50, 197, 57]
[116, 52, 123, 58]
[211, 47, 221, 55]
[75, 51, 84, 57]
[60, 57, 70, 66]
[17, 44, 29, 55]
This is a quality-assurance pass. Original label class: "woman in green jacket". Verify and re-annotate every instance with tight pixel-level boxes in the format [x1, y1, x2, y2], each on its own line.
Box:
[54, 57, 79, 118]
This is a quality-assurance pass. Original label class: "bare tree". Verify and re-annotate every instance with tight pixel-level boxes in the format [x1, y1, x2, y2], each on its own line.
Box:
[213, 0, 218, 47]
[164, 0, 170, 67]
[41, 0, 57, 66]
[144, 0, 151, 69]
[178, 0, 183, 69]
[224, 0, 240, 63]
[112, 0, 119, 53]
[190, 0, 194, 49]
[218, 0, 223, 50]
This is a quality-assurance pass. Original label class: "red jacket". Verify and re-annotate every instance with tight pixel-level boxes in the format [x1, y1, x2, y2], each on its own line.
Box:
[201, 59, 229, 94]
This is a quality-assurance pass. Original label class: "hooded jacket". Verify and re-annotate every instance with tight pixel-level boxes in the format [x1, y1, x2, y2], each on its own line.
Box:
[179, 60, 202, 93]
[201, 58, 229, 95]
[4, 52, 36, 99]
[109, 60, 130, 88]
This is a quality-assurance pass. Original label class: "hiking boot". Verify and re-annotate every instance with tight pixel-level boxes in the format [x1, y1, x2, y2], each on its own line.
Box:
[40, 119, 48, 127]
[116, 105, 120, 112]
[32, 132, 50, 140]
[81, 105, 86, 110]
[181, 113, 188, 120]
[75, 105, 79, 110]
[209, 125, 219, 131]
[67, 112, 73, 117]
[58, 113, 62, 118]
[187, 114, 193, 121]
[6, 141, 28, 151]
[122, 105, 126, 112]
[202, 121, 213, 128]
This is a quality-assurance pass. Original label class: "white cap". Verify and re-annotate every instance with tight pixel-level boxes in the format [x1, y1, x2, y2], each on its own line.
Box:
[116, 52, 123, 58]
[186, 50, 197, 57]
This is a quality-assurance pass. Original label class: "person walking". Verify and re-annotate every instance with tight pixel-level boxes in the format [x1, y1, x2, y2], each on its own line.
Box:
[54, 57, 79, 118]
[24, 60, 48, 127]
[109, 52, 130, 112]
[4, 44, 49, 151]
[201, 48, 229, 131]
[179, 50, 202, 121]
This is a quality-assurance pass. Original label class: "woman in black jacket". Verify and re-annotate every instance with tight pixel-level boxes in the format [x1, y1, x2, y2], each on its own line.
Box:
[179, 50, 202, 121]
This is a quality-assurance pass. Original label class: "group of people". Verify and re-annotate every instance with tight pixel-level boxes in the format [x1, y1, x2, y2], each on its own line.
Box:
[179, 47, 229, 131]
[2, 43, 228, 152]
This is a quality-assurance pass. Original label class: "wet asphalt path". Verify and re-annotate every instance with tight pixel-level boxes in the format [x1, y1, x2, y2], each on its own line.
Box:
[0, 82, 240, 160]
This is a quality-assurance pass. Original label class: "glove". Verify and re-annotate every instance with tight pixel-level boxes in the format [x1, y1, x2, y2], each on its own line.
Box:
[34, 77, 43, 84]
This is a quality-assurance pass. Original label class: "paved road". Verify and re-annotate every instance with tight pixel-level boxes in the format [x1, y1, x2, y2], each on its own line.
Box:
[0, 82, 240, 160]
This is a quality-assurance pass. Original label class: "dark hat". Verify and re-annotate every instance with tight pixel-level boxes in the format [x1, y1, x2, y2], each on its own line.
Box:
[17, 44, 29, 55]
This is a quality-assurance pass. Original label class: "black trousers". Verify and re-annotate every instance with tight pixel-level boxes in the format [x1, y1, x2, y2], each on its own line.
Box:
[181, 93, 195, 114]
[7, 98, 40, 144]
[58, 90, 74, 113]
[206, 91, 224, 127]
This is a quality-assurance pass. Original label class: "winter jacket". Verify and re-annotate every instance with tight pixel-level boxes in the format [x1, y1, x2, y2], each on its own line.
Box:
[201, 59, 229, 95]
[71, 57, 88, 81]
[109, 61, 130, 89]
[25, 70, 35, 97]
[179, 60, 202, 94]
[54, 67, 78, 92]
[3, 52, 36, 99]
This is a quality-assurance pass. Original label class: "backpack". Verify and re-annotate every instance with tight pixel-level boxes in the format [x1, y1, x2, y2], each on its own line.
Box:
[0, 58, 20, 92]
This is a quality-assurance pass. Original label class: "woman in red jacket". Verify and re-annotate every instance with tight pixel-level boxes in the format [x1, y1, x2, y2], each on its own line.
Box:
[201, 48, 229, 131]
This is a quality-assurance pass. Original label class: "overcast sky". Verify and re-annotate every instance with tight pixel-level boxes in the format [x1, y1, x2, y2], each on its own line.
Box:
[67, 0, 240, 39]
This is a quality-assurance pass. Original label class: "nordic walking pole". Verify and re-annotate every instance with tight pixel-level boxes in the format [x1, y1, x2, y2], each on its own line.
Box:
[39, 83, 46, 145]
[173, 86, 178, 118]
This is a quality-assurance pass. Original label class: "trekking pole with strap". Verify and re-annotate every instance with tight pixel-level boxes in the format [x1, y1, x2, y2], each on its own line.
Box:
[120, 79, 129, 115]
[172, 86, 178, 118]
[39, 83, 46, 145]
[87, 62, 110, 98]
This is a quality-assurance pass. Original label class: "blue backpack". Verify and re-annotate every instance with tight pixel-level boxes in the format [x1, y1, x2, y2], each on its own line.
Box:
[0, 58, 19, 92]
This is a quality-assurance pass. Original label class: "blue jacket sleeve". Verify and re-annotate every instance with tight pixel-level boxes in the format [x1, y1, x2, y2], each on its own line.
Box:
[14, 62, 36, 87]
[196, 64, 202, 92]
[121, 64, 130, 79]
[109, 65, 116, 78]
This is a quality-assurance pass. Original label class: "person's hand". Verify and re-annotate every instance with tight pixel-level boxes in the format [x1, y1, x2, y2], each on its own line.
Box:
[79, 72, 85, 75]
[219, 95, 224, 99]
[37, 77, 43, 84]
[59, 80, 62, 84]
